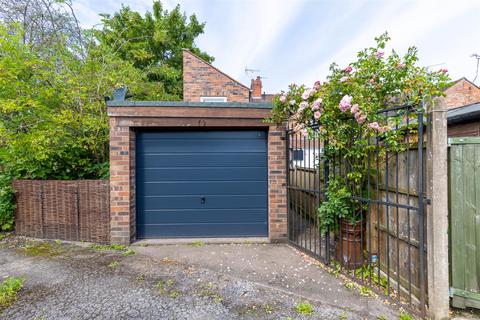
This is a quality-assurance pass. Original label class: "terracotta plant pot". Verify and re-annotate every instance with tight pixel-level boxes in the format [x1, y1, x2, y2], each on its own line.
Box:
[335, 219, 366, 270]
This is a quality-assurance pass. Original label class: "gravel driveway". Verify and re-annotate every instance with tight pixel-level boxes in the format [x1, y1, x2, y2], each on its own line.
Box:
[0, 236, 400, 319]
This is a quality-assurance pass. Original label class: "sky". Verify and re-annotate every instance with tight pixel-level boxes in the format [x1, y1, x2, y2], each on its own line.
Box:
[72, 0, 480, 94]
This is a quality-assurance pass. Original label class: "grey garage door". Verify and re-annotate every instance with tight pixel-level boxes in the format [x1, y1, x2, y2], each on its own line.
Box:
[136, 130, 268, 238]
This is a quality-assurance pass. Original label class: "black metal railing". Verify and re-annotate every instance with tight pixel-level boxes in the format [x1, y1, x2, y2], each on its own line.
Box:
[286, 104, 427, 316]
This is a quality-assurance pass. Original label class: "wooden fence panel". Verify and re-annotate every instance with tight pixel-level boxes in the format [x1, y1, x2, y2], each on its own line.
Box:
[13, 180, 110, 244]
[449, 137, 480, 309]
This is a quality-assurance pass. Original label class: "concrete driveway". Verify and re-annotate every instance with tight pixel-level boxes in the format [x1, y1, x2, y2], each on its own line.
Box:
[0, 236, 400, 319]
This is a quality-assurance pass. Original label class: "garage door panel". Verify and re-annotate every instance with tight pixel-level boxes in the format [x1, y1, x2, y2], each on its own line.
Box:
[137, 167, 267, 181]
[137, 209, 267, 224]
[139, 131, 267, 140]
[137, 195, 267, 210]
[137, 139, 266, 153]
[137, 153, 266, 168]
[136, 130, 268, 238]
[137, 181, 267, 196]
[137, 223, 268, 238]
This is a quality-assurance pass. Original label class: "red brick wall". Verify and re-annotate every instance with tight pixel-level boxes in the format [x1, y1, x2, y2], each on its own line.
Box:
[109, 117, 135, 244]
[268, 126, 288, 241]
[444, 78, 480, 109]
[183, 50, 250, 103]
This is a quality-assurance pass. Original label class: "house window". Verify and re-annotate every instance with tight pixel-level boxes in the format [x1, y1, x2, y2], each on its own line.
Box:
[200, 96, 227, 102]
[292, 149, 304, 161]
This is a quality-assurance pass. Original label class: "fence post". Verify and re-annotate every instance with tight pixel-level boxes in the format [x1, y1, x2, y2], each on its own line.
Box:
[426, 97, 449, 319]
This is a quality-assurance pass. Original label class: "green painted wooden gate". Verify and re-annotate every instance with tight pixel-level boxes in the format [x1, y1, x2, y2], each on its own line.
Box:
[449, 137, 480, 309]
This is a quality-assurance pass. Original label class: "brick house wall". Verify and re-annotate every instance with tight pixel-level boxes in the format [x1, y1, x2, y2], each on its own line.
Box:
[108, 104, 287, 244]
[444, 78, 480, 109]
[183, 50, 250, 103]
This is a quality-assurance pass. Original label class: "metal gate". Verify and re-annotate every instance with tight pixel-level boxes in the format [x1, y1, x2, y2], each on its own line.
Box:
[286, 105, 427, 315]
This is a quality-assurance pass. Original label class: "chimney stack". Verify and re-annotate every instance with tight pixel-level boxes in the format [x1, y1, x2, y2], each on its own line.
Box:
[251, 76, 262, 100]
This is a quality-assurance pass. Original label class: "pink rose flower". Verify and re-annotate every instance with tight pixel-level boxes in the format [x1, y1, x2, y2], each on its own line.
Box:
[313, 81, 321, 90]
[379, 126, 389, 133]
[375, 50, 384, 58]
[339, 95, 352, 112]
[340, 76, 349, 82]
[299, 101, 308, 110]
[302, 88, 314, 100]
[279, 95, 286, 103]
[312, 97, 322, 109]
[355, 112, 366, 124]
[300, 128, 308, 137]
[314, 111, 321, 119]
[350, 103, 359, 114]
[343, 66, 353, 73]
[368, 122, 381, 130]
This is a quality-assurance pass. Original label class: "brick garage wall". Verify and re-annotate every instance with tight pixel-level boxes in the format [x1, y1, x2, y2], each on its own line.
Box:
[183, 50, 250, 103]
[108, 106, 287, 244]
[14, 180, 110, 243]
[444, 78, 480, 109]
[109, 117, 135, 244]
[268, 126, 288, 241]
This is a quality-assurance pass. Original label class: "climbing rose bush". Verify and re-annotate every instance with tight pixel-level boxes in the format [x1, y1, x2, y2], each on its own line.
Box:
[266, 33, 450, 230]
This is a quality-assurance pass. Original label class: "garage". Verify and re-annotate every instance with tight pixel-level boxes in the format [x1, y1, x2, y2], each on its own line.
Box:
[136, 130, 268, 238]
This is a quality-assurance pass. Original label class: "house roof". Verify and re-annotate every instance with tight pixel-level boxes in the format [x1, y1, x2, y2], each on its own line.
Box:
[445, 77, 480, 91]
[447, 101, 480, 125]
[182, 49, 250, 90]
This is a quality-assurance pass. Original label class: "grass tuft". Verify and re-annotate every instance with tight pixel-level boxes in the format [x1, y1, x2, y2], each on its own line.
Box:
[295, 301, 314, 315]
[0, 277, 24, 310]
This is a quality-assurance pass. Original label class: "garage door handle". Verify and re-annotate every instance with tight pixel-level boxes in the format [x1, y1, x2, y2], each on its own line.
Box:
[201, 197, 206, 204]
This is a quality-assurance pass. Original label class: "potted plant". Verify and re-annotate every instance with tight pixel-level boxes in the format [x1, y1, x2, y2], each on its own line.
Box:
[317, 177, 365, 269]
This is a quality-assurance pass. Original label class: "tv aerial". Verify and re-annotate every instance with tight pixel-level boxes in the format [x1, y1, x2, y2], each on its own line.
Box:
[472, 53, 480, 83]
[245, 66, 269, 79]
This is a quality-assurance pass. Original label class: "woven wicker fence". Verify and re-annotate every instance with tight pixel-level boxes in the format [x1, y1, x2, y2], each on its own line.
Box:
[13, 180, 110, 243]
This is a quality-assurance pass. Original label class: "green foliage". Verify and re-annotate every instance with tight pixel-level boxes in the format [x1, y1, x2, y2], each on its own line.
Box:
[90, 243, 127, 251]
[0, 173, 15, 231]
[0, 1, 213, 231]
[295, 301, 314, 315]
[0, 23, 143, 181]
[95, 1, 213, 100]
[355, 265, 390, 295]
[267, 33, 450, 226]
[399, 311, 414, 320]
[122, 248, 136, 256]
[317, 178, 355, 232]
[189, 241, 205, 247]
[0, 277, 24, 309]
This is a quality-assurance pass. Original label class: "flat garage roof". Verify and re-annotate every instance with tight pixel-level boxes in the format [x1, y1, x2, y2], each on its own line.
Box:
[106, 100, 273, 109]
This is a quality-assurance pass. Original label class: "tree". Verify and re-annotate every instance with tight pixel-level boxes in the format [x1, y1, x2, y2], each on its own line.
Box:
[95, 1, 213, 100]
[0, 0, 84, 56]
[0, 1, 214, 230]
